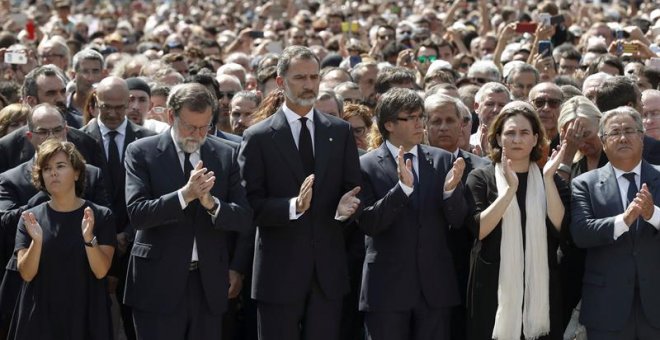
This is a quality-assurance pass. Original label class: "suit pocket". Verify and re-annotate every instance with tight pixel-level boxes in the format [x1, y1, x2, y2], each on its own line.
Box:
[131, 242, 160, 259]
[583, 272, 605, 286]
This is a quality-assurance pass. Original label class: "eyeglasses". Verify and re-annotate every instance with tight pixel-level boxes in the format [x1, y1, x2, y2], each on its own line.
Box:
[532, 98, 562, 109]
[177, 118, 211, 134]
[417, 55, 437, 64]
[152, 106, 167, 114]
[602, 127, 642, 140]
[98, 103, 127, 113]
[377, 34, 395, 40]
[396, 114, 427, 124]
[469, 77, 489, 85]
[459, 62, 472, 69]
[352, 126, 367, 137]
[643, 111, 660, 120]
[31, 125, 65, 137]
[218, 91, 235, 99]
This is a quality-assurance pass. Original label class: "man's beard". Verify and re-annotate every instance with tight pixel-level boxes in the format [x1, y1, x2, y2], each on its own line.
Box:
[284, 81, 317, 107]
[173, 124, 206, 153]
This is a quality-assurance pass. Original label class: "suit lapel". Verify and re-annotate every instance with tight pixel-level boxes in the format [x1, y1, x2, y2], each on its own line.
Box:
[123, 121, 138, 156]
[313, 111, 331, 187]
[270, 109, 305, 184]
[156, 131, 187, 186]
[376, 143, 399, 187]
[600, 164, 625, 215]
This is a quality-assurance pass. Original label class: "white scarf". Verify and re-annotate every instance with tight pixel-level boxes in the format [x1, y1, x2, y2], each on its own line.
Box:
[492, 162, 550, 340]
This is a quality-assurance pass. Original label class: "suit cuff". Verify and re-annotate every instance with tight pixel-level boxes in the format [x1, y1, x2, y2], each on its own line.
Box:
[399, 181, 413, 196]
[177, 189, 188, 210]
[210, 197, 221, 222]
[289, 197, 303, 220]
[613, 214, 629, 240]
[443, 188, 455, 200]
[644, 205, 660, 229]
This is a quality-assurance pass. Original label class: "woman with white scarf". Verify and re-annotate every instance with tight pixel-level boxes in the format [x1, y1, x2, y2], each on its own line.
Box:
[465, 101, 570, 340]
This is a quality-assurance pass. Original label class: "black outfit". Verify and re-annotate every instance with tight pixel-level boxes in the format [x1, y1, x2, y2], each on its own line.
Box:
[9, 201, 116, 340]
[465, 165, 570, 340]
[558, 152, 609, 329]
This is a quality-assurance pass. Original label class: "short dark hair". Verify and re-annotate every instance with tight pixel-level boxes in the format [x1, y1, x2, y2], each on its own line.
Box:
[594, 76, 640, 112]
[375, 88, 424, 140]
[33, 140, 86, 197]
[167, 83, 217, 118]
[488, 101, 546, 163]
[414, 40, 440, 58]
[21, 65, 67, 100]
[374, 67, 416, 95]
[277, 46, 320, 77]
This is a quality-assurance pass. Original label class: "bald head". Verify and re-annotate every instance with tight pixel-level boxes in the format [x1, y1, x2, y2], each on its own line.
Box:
[528, 82, 562, 101]
[529, 82, 563, 139]
[27, 103, 68, 149]
[96, 76, 129, 130]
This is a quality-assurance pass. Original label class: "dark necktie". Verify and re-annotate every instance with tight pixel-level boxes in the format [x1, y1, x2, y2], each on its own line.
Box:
[404, 152, 419, 208]
[183, 152, 194, 179]
[623, 172, 639, 232]
[298, 117, 314, 176]
[107, 130, 122, 188]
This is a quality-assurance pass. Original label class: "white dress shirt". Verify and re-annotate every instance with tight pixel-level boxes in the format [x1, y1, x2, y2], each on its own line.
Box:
[612, 162, 660, 240]
[98, 118, 128, 161]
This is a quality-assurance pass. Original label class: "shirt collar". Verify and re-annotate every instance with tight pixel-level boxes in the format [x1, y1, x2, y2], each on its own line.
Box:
[282, 102, 314, 125]
[612, 161, 643, 180]
[385, 140, 418, 159]
[98, 117, 128, 136]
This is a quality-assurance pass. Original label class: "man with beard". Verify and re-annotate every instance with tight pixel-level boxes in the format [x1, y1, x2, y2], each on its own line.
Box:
[125, 77, 169, 133]
[0, 65, 103, 172]
[124, 83, 252, 338]
[238, 46, 362, 340]
[229, 91, 260, 136]
[81, 76, 155, 340]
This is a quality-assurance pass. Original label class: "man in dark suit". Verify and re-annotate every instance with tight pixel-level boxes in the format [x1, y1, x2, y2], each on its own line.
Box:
[80, 76, 155, 340]
[357, 88, 467, 340]
[571, 106, 660, 339]
[425, 93, 489, 340]
[238, 46, 362, 340]
[0, 65, 103, 173]
[124, 83, 253, 339]
[0, 103, 111, 336]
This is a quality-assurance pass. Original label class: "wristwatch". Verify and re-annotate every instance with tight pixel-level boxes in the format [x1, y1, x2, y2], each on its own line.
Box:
[206, 199, 220, 216]
[84, 236, 98, 248]
[557, 163, 571, 174]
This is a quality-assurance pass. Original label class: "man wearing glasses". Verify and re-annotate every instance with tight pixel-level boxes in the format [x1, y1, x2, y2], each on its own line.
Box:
[213, 74, 243, 140]
[37, 39, 70, 73]
[571, 106, 660, 340]
[529, 82, 564, 151]
[81, 76, 155, 340]
[357, 88, 467, 340]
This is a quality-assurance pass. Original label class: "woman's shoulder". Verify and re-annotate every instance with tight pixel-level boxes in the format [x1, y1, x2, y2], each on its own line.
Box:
[84, 201, 113, 217]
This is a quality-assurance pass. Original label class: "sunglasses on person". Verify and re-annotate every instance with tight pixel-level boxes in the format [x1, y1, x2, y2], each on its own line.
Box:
[417, 55, 437, 64]
[532, 98, 562, 109]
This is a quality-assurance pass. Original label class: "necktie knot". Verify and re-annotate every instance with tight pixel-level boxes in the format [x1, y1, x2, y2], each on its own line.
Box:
[623, 172, 636, 184]
[108, 130, 118, 140]
[404, 152, 414, 162]
[299, 117, 308, 125]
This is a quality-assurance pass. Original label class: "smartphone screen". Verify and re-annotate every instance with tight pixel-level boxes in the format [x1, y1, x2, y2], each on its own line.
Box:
[538, 40, 552, 57]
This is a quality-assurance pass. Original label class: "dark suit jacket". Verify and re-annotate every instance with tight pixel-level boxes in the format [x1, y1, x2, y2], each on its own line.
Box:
[214, 129, 242, 144]
[0, 160, 111, 270]
[0, 126, 105, 173]
[81, 120, 156, 235]
[643, 135, 660, 165]
[238, 108, 362, 304]
[357, 143, 468, 311]
[123, 131, 253, 315]
[571, 161, 660, 331]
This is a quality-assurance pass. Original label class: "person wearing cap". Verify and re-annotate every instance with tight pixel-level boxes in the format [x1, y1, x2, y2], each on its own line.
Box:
[80, 77, 156, 340]
[125, 77, 169, 133]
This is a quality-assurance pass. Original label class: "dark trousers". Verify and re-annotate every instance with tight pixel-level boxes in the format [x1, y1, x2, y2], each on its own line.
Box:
[587, 289, 660, 340]
[257, 276, 342, 340]
[364, 294, 451, 340]
[132, 269, 222, 340]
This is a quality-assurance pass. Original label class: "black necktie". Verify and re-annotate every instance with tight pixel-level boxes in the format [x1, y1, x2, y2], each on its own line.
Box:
[404, 152, 419, 207]
[623, 172, 639, 232]
[107, 130, 122, 187]
[183, 152, 194, 179]
[298, 117, 314, 176]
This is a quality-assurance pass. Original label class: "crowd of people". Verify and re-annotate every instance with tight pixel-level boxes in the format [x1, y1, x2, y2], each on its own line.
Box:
[0, 0, 660, 339]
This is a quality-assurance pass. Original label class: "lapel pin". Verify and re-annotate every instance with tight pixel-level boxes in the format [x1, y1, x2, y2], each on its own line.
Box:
[329, 137, 333, 142]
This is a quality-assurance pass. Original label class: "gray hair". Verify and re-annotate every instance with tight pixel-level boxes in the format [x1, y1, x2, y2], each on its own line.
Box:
[474, 82, 511, 104]
[504, 62, 540, 84]
[277, 46, 320, 77]
[425, 93, 461, 119]
[467, 60, 501, 82]
[72, 49, 104, 72]
[558, 96, 602, 131]
[599, 106, 644, 138]
[334, 81, 360, 93]
[317, 90, 344, 114]
[350, 61, 378, 83]
[167, 83, 217, 118]
[231, 90, 261, 107]
[27, 103, 64, 131]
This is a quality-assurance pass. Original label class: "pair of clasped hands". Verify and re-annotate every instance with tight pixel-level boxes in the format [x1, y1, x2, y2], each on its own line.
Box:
[181, 161, 216, 210]
[395, 146, 466, 194]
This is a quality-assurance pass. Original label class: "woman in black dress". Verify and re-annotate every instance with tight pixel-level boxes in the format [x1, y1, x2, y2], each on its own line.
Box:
[10, 140, 116, 340]
[465, 101, 570, 340]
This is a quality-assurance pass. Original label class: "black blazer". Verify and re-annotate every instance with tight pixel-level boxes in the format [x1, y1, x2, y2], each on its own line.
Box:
[0, 126, 105, 173]
[123, 131, 253, 315]
[81, 120, 156, 235]
[571, 161, 660, 331]
[238, 108, 362, 304]
[357, 143, 467, 311]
